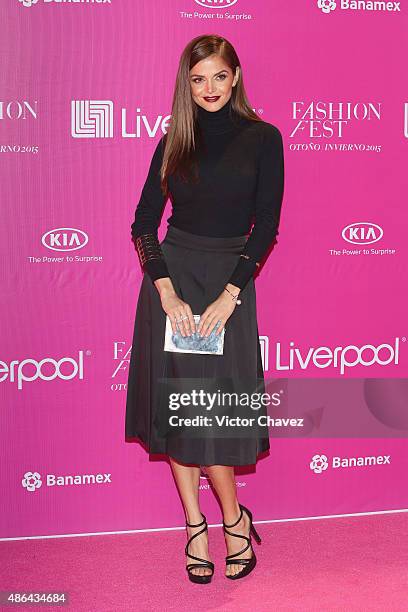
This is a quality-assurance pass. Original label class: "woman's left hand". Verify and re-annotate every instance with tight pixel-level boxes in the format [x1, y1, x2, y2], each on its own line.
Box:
[197, 284, 241, 337]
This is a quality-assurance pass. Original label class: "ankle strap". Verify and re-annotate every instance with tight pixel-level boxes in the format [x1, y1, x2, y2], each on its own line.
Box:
[223, 504, 243, 529]
[186, 512, 206, 528]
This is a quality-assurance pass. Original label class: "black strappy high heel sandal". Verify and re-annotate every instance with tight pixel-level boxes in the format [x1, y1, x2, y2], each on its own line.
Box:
[222, 503, 262, 580]
[185, 513, 214, 584]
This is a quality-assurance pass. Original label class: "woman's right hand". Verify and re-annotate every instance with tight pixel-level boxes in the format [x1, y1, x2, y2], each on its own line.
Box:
[155, 282, 196, 336]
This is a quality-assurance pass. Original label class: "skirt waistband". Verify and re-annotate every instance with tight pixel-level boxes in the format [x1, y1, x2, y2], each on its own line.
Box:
[162, 225, 248, 254]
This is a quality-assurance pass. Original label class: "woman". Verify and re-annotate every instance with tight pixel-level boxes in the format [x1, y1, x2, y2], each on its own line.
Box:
[125, 34, 285, 584]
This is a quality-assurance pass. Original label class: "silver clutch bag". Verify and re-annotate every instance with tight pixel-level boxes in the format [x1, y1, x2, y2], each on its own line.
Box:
[164, 314, 225, 355]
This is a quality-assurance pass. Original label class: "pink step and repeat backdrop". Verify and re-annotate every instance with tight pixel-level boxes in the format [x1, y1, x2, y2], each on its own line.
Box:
[1, 0, 408, 540]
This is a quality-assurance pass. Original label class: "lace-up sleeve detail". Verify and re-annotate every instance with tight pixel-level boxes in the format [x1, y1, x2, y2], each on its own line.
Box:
[134, 233, 166, 266]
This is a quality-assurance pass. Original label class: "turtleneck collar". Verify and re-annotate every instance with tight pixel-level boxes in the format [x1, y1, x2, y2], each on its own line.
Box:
[195, 97, 241, 135]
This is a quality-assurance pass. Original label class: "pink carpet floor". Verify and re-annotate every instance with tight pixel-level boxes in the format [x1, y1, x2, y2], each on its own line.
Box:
[1, 511, 407, 611]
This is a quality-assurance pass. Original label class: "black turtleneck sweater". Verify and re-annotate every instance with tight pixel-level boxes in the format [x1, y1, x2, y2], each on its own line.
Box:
[131, 97, 284, 290]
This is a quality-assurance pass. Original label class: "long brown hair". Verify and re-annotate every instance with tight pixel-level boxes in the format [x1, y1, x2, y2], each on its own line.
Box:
[160, 34, 263, 196]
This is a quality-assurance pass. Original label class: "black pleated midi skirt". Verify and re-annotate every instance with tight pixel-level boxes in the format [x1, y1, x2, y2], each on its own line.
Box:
[125, 225, 270, 466]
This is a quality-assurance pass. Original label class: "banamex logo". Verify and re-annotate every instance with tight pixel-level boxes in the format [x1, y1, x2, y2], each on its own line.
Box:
[22, 471, 42, 492]
[194, 0, 238, 8]
[342, 222, 383, 245]
[310, 453, 391, 473]
[19, 0, 39, 6]
[310, 454, 329, 473]
[42, 228, 89, 252]
[317, 0, 401, 12]
[22, 470, 112, 492]
[318, 0, 336, 13]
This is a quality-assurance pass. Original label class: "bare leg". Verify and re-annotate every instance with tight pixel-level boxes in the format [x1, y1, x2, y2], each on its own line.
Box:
[205, 465, 252, 577]
[169, 456, 213, 577]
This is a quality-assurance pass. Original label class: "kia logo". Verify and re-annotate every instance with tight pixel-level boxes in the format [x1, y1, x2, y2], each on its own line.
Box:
[194, 0, 238, 8]
[341, 222, 383, 245]
[41, 228, 89, 252]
